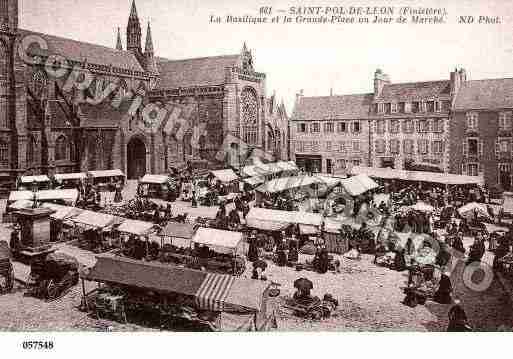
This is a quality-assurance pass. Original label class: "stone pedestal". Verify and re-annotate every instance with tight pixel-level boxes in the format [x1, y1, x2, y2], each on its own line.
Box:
[13, 207, 55, 253]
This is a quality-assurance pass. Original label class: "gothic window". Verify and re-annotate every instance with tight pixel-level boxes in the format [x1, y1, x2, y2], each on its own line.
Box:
[27, 135, 37, 164]
[0, 138, 8, 167]
[55, 135, 69, 161]
[30, 70, 48, 99]
[0, 41, 6, 78]
[241, 87, 258, 146]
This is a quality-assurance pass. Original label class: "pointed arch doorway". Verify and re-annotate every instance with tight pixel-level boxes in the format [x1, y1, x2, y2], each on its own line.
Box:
[127, 137, 146, 179]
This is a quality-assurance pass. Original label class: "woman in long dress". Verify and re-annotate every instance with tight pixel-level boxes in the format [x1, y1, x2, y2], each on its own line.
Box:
[433, 273, 453, 304]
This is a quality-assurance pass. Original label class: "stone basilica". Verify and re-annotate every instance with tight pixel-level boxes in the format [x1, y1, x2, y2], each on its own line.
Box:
[0, 0, 288, 191]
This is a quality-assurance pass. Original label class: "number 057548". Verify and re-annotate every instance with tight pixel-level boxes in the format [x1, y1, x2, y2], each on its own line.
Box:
[22, 341, 54, 350]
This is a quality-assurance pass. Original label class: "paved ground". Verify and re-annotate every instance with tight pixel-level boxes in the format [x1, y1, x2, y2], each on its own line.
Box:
[1, 184, 513, 331]
[1, 238, 512, 331]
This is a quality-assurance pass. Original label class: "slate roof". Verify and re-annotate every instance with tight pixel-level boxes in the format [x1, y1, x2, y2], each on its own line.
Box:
[292, 93, 373, 121]
[156, 54, 240, 89]
[18, 29, 145, 72]
[375, 80, 451, 101]
[454, 78, 513, 110]
[78, 102, 126, 128]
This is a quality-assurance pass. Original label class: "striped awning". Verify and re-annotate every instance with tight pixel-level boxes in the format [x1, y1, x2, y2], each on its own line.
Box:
[195, 273, 236, 312]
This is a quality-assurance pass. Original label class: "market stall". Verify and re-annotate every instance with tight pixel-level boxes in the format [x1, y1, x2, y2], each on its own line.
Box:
[41, 203, 83, 242]
[88, 169, 125, 191]
[243, 176, 265, 190]
[6, 189, 78, 215]
[340, 174, 379, 197]
[351, 166, 484, 186]
[70, 210, 123, 251]
[116, 219, 158, 259]
[209, 169, 240, 194]
[458, 202, 491, 219]
[37, 189, 79, 206]
[246, 207, 323, 236]
[80, 254, 276, 331]
[17, 175, 51, 191]
[138, 174, 173, 200]
[322, 218, 349, 255]
[191, 228, 246, 275]
[54, 173, 87, 189]
[158, 222, 196, 249]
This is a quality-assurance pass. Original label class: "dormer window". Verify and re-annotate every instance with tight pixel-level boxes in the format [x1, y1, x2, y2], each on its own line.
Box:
[398, 102, 406, 113]
[411, 102, 420, 113]
[384, 103, 391, 114]
[426, 101, 435, 113]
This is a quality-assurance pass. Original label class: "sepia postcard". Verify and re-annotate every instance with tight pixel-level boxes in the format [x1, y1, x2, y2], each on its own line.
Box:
[1, 0, 513, 356]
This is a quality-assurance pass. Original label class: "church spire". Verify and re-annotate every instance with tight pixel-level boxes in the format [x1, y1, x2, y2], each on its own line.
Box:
[144, 21, 154, 55]
[126, 0, 142, 54]
[116, 27, 123, 50]
[129, 0, 138, 19]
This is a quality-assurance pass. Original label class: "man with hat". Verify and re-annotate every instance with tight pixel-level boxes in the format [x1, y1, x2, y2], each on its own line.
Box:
[247, 230, 259, 263]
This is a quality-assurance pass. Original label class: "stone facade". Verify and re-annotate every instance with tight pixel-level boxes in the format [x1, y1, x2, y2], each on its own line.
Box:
[290, 91, 372, 174]
[289, 69, 463, 175]
[0, 0, 276, 192]
[450, 78, 513, 189]
[370, 69, 455, 171]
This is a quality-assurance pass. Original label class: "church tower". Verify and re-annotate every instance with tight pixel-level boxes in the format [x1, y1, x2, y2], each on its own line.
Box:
[143, 22, 158, 74]
[126, 0, 142, 55]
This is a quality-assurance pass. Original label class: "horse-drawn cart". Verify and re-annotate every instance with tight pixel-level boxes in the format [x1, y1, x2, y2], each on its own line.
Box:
[26, 252, 80, 301]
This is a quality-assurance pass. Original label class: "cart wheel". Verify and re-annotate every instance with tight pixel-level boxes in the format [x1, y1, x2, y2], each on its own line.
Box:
[46, 280, 59, 300]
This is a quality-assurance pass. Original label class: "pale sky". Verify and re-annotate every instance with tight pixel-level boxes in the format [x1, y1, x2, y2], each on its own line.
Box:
[19, 0, 513, 113]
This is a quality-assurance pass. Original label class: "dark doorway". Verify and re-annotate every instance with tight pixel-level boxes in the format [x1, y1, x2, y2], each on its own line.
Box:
[296, 155, 322, 174]
[127, 137, 146, 179]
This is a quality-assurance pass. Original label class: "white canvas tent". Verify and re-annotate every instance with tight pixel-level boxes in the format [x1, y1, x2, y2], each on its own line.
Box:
[140, 174, 170, 184]
[54, 173, 87, 181]
[210, 169, 239, 183]
[192, 228, 244, 255]
[351, 166, 484, 186]
[340, 174, 379, 197]
[117, 219, 156, 236]
[458, 202, 491, 219]
[245, 207, 323, 232]
[88, 169, 125, 178]
[20, 175, 51, 184]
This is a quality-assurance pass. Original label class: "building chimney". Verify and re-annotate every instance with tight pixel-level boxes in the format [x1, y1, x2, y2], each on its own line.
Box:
[330, 88, 333, 96]
[373, 69, 390, 98]
[459, 68, 467, 82]
[450, 67, 461, 96]
[296, 89, 304, 104]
